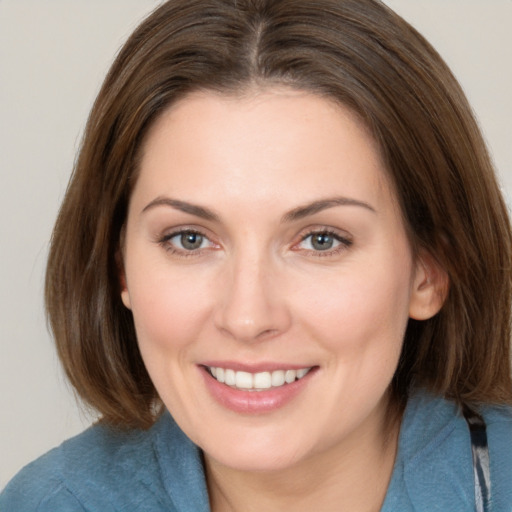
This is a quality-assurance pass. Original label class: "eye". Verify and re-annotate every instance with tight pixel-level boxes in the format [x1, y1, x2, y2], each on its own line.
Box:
[159, 229, 215, 254]
[296, 230, 352, 253]
[173, 231, 208, 250]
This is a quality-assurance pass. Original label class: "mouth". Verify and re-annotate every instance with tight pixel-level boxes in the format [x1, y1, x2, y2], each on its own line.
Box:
[200, 363, 318, 413]
[204, 365, 314, 391]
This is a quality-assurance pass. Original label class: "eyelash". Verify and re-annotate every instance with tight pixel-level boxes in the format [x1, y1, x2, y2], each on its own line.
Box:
[157, 228, 217, 258]
[295, 229, 353, 257]
[156, 228, 353, 258]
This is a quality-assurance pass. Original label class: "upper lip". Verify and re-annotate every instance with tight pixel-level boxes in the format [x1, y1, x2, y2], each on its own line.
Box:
[200, 361, 315, 373]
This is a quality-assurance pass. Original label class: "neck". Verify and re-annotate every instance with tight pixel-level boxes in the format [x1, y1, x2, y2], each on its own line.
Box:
[205, 395, 402, 512]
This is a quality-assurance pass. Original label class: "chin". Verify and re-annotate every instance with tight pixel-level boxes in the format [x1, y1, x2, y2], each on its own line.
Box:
[198, 424, 318, 473]
[206, 446, 306, 473]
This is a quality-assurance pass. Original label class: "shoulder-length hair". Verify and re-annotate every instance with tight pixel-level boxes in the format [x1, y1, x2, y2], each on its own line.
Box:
[45, 0, 512, 428]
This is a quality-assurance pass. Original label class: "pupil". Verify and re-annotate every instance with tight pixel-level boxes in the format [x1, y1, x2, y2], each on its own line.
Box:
[181, 232, 202, 250]
[312, 233, 333, 251]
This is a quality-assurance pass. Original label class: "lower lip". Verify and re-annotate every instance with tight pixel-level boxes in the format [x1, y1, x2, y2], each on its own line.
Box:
[200, 367, 316, 414]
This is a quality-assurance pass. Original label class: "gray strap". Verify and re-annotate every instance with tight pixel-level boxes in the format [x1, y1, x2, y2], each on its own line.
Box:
[462, 404, 492, 512]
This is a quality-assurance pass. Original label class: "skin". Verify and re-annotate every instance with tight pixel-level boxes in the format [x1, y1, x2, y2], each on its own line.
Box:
[120, 87, 446, 511]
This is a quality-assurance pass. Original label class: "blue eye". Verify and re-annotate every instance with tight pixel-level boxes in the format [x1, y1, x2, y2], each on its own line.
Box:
[298, 231, 351, 252]
[177, 232, 205, 250]
[164, 230, 213, 252]
[309, 233, 337, 251]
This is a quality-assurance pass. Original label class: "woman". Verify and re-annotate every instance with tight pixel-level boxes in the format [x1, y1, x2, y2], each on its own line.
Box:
[2, 0, 511, 510]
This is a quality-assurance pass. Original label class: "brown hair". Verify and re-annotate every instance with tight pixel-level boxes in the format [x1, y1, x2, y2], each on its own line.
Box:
[45, 0, 512, 428]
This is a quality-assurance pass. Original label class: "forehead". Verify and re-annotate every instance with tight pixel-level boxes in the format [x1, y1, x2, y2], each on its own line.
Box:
[134, 87, 396, 214]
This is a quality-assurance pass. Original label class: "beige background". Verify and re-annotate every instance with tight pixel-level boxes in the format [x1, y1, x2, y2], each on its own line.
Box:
[1, 0, 511, 488]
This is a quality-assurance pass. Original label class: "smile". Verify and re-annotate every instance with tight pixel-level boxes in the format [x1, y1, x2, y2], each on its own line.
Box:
[207, 366, 313, 391]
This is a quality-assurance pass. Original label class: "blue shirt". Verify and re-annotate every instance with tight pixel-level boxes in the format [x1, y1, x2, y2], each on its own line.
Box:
[1, 389, 511, 511]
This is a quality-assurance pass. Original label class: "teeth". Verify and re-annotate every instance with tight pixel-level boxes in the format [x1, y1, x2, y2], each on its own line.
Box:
[253, 372, 272, 389]
[207, 366, 312, 391]
[285, 369, 296, 383]
[236, 371, 253, 389]
[225, 369, 236, 386]
[271, 370, 285, 387]
[297, 368, 309, 379]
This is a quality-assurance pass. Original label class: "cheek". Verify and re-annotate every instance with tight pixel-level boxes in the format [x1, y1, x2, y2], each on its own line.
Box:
[126, 264, 214, 355]
[297, 258, 413, 360]
[291, 258, 413, 429]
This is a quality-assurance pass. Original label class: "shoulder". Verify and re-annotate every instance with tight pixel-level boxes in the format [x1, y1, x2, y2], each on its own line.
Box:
[396, 389, 512, 509]
[0, 447, 87, 512]
[0, 415, 175, 511]
[481, 403, 512, 509]
[395, 390, 475, 509]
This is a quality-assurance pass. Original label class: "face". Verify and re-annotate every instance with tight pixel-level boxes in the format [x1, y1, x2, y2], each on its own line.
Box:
[121, 88, 442, 472]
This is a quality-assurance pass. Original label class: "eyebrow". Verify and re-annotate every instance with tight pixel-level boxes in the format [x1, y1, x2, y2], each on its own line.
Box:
[281, 196, 376, 223]
[141, 197, 220, 221]
[141, 195, 375, 223]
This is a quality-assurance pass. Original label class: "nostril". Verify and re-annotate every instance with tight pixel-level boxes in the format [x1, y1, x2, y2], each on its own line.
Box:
[255, 328, 279, 340]
[213, 270, 292, 341]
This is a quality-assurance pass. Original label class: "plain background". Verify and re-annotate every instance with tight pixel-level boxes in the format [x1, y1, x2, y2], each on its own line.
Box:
[1, 0, 511, 488]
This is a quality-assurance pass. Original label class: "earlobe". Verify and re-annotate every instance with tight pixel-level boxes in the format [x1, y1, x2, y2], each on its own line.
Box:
[408, 251, 449, 320]
[121, 288, 132, 310]
[116, 248, 132, 310]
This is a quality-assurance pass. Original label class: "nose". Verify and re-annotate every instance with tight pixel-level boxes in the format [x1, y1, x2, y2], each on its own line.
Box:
[214, 251, 291, 343]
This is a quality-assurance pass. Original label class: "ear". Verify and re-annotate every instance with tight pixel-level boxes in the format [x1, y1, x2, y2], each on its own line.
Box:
[115, 245, 132, 310]
[409, 250, 449, 320]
